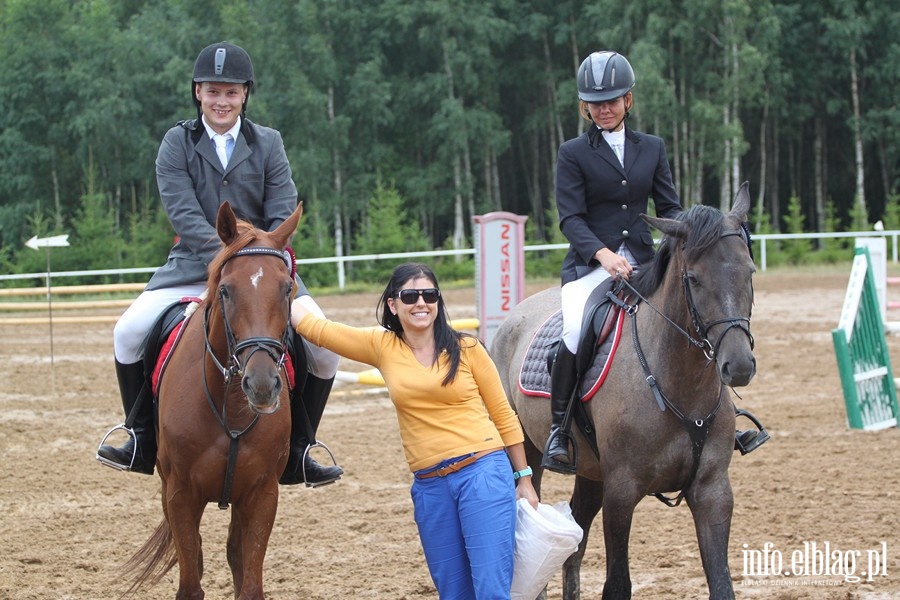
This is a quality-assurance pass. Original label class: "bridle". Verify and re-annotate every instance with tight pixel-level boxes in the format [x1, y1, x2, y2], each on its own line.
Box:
[204, 246, 293, 384]
[681, 229, 755, 361]
[200, 245, 294, 509]
[619, 228, 754, 362]
[609, 226, 754, 507]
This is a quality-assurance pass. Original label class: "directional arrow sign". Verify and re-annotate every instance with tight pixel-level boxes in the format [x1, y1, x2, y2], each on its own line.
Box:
[25, 234, 70, 250]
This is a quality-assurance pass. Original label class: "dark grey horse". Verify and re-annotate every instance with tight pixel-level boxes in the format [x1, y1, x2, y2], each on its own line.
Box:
[491, 183, 756, 599]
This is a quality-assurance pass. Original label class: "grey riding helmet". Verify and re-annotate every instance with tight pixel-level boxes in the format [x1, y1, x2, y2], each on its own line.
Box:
[577, 51, 635, 102]
[191, 41, 255, 115]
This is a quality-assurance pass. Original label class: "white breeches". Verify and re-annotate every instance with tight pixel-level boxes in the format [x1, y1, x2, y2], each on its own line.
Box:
[560, 244, 637, 354]
[113, 285, 339, 379]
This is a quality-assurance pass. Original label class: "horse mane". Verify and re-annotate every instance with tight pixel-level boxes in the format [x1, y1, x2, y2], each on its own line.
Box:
[205, 220, 262, 311]
[631, 204, 727, 297]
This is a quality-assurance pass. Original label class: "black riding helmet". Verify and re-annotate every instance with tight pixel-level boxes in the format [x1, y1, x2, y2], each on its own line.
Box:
[191, 42, 254, 117]
[577, 51, 635, 103]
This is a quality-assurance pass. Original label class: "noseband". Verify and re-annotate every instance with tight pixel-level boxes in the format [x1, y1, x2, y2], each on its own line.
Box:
[205, 246, 293, 383]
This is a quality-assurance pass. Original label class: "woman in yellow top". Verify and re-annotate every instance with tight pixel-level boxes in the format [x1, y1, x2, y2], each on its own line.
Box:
[291, 262, 538, 599]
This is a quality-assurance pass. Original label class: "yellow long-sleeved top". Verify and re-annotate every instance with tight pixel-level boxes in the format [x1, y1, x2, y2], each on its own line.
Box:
[296, 314, 525, 472]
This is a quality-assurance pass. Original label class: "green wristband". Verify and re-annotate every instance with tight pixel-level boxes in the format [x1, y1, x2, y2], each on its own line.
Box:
[513, 466, 533, 480]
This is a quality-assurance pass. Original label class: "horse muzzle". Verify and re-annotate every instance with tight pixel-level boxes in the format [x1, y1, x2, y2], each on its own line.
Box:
[240, 369, 284, 414]
[249, 399, 281, 416]
[716, 348, 756, 387]
[708, 319, 756, 387]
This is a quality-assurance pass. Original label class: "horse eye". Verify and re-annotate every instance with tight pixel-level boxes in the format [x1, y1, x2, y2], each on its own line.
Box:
[686, 272, 700, 286]
[219, 285, 230, 299]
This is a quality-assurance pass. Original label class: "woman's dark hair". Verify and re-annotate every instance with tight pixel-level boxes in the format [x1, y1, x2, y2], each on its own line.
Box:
[377, 263, 470, 386]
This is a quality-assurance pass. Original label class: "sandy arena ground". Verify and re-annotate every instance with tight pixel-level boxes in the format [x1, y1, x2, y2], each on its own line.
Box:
[1, 265, 898, 599]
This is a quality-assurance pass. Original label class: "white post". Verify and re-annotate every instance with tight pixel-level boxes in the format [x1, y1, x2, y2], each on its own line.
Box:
[24, 234, 70, 392]
[856, 237, 887, 323]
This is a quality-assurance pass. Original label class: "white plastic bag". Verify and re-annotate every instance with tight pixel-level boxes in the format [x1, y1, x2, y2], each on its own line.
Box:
[510, 498, 584, 600]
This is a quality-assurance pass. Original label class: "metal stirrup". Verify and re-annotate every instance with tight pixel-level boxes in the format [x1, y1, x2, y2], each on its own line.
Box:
[95, 424, 138, 471]
[301, 441, 341, 488]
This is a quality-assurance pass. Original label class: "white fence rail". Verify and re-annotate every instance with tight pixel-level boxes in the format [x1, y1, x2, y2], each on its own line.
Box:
[3, 230, 898, 289]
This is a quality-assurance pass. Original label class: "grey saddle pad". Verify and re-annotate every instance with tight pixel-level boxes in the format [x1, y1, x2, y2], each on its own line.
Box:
[517, 309, 625, 402]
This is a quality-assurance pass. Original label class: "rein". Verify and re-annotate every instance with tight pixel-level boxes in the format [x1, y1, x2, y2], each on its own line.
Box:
[607, 227, 752, 507]
[202, 245, 293, 509]
[608, 291, 722, 507]
[614, 229, 753, 360]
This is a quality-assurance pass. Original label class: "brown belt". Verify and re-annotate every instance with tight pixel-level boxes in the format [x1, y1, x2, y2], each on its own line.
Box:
[416, 448, 501, 479]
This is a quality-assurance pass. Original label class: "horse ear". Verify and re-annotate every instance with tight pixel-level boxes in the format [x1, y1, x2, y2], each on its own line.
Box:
[641, 213, 688, 239]
[217, 202, 239, 245]
[271, 202, 303, 249]
[729, 181, 751, 221]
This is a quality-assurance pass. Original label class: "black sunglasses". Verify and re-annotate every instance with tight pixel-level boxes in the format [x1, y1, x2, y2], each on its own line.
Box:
[396, 288, 441, 305]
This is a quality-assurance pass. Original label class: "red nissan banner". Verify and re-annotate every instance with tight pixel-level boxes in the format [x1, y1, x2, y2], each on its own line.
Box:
[473, 212, 528, 348]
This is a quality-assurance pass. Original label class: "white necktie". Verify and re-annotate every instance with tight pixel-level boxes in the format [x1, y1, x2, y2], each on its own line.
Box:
[214, 134, 230, 169]
[611, 142, 624, 167]
[602, 129, 625, 167]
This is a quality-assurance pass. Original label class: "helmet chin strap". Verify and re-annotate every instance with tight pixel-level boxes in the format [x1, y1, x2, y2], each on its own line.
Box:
[594, 97, 632, 133]
[595, 111, 629, 133]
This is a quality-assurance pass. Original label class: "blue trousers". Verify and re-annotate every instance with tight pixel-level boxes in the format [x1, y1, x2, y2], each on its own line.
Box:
[411, 450, 517, 600]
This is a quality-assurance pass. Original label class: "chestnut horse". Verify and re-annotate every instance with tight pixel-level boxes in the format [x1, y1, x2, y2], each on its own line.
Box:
[123, 202, 301, 599]
[491, 184, 756, 599]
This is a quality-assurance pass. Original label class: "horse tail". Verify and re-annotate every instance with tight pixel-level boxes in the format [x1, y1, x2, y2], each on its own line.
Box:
[118, 519, 176, 597]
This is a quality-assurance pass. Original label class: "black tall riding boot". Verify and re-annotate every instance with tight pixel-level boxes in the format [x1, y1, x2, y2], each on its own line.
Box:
[96, 360, 156, 475]
[542, 345, 578, 474]
[280, 374, 344, 486]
